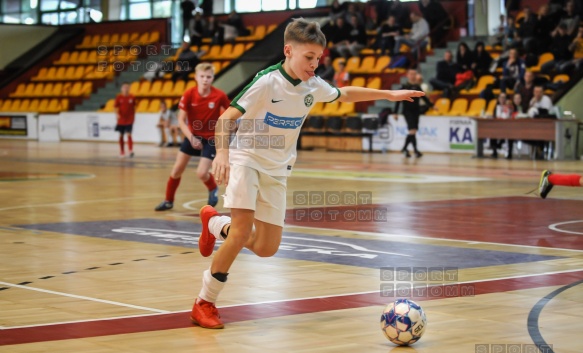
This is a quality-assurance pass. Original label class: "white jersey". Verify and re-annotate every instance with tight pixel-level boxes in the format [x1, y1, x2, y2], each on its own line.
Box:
[229, 62, 340, 176]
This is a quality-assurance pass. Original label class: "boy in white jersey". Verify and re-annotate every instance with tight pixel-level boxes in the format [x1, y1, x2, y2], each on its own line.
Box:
[190, 18, 424, 329]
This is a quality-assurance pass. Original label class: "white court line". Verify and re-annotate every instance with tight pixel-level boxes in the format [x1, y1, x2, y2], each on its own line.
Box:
[4, 267, 583, 330]
[181, 198, 210, 211]
[0, 196, 158, 212]
[549, 220, 583, 235]
[285, 225, 583, 254]
[0, 281, 169, 315]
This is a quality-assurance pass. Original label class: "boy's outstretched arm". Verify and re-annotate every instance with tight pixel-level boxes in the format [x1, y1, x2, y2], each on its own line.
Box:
[338, 86, 425, 103]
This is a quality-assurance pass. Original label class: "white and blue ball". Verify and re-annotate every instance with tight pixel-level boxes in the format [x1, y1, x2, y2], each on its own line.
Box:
[380, 299, 427, 345]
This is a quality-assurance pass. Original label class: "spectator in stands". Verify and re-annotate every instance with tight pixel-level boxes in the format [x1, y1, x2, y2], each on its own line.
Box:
[393, 12, 430, 58]
[456, 42, 474, 72]
[157, 102, 181, 147]
[343, 14, 367, 57]
[514, 70, 535, 112]
[333, 60, 350, 88]
[558, 0, 580, 36]
[568, 26, 583, 71]
[388, 0, 411, 28]
[542, 23, 575, 74]
[429, 50, 459, 97]
[375, 15, 401, 56]
[528, 85, 555, 117]
[329, 17, 353, 59]
[172, 41, 201, 83]
[500, 48, 525, 93]
[419, 0, 450, 48]
[502, 16, 517, 50]
[189, 11, 206, 46]
[180, 0, 195, 40]
[225, 10, 250, 37]
[516, 7, 538, 53]
[489, 92, 514, 159]
[329, 0, 345, 22]
[345, 3, 365, 27]
[512, 93, 529, 118]
[472, 41, 493, 77]
[315, 56, 335, 84]
[536, 4, 559, 54]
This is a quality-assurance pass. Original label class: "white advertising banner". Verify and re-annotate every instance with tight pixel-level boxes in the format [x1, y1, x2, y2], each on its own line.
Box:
[37, 114, 61, 142]
[365, 115, 477, 153]
[0, 113, 38, 140]
[59, 112, 161, 143]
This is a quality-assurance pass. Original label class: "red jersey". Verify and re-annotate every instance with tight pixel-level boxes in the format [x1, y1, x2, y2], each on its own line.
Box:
[178, 86, 230, 139]
[114, 94, 136, 125]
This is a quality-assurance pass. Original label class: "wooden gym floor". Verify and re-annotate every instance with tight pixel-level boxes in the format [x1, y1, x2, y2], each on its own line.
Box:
[0, 139, 582, 353]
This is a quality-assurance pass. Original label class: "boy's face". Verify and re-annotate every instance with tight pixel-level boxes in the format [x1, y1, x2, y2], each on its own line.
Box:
[121, 84, 129, 95]
[195, 69, 214, 90]
[284, 42, 324, 81]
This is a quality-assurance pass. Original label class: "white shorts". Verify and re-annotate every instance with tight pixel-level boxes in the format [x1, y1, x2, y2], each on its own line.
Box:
[223, 164, 287, 227]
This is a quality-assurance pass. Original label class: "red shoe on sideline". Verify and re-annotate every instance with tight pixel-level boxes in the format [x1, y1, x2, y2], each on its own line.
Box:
[198, 205, 218, 257]
[191, 298, 224, 329]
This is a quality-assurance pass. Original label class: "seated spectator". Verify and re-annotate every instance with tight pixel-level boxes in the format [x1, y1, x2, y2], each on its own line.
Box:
[502, 16, 517, 50]
[528, 85, 555, 117]
[393, 12, 430, 58]
[456, 42, 475, 72]
[189, 12, 206, 46]
[541, 23, 575, 74]
[429, 50, 459, 97]
[558, 0, 580, 36]
[472, 41, 493, 77]
[157, 101, 181, 147]
[516, 7, 538, 53]
[514, 70, 535, 112]
[171, 41, 200, 83]
[333, 60, 350, 88]
[225, 10, 250, 37]
[157, 100, 170, 147]
[329, 17, 353, 59]
[500, 48, 525, 93]
[512, 93, 529, 118]
[490, 92, 516, 159]
[345, 3, 365, 27]
[205, 16, 221, 44]
[329, 0, 345, 22]
[343, 14, 367, 57]
[315, 56, 335, 84]
[569, 26, 583, 71]
[388, 0, 411, 28]
[375, 15, 401, 56]
[419, 0, 450, 48]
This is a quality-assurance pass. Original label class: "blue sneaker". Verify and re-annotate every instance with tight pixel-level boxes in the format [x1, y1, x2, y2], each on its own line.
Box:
[155, 200, 173, 211]
[208, 187, 219, 207]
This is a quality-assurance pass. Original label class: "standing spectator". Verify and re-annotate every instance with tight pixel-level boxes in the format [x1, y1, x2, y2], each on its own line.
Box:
[189, 12, 206, 46]
[181, 0, 195, 41]
[429, 50, 459, 97]
[536, 4, 559, 54]
[393, 69, 433, 158]
[558, 1, 580, 36]
[514, 70, 535, 112]
[315, 56, 335, 84]
[205, 16, 221, 44]
[472, 41, 493, 77]
[393, 12, 430, 57]
[502, 16, 517, 50]
[375, 15, 401, 56]
[500, 48, 525, 93]
[418, 0, 450, 48]
[516, 7, 538, 53]
[114, 82, 136, 158]
[333, 60, 350, 88]
[541, 23, 575, 74]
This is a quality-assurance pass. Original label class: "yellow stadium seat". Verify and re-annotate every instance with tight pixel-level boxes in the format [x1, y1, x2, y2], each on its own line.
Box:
[466, 98, 486, 117]
[55, 51, 70, 65]
[119, 33, 129, 45]
[77, 51, 88, 64]
[68, 51, 80, 64]
[485, 99, 497, 116]
[553, 74, 569, 83]
[321, 101, 340, 116]
[60, 99, 69, 111]
[150, 80, 163, 96]
[37, 99, 49, 112]
[81, 82, 92, 96]
[87, 51, 98, 64]
[137, 81, 151, 96]
[63, 66, 75, 80]
[69, 82, 83, 96]
[426, 98, 450, 116]
[22, 83, 35, 97]
[372, 56, 390, 73]
[530, 52, 553, 72]
[100, 33, 110, 46]
[32, 83, 44, 97]
[467, 75, 495, 94]
[354, 56, 376, 74]
[212, 61, 222, 74]
[52, 83, 63, 96]
[229, 43, 245, 59]
[309, 102, 325, 115]
[40, 83, 53, 97]
[337, 102, 355, 116]
[54, 67, 66, 80]
[77, 35, 92, 49]
[19, 99, 30, 112]
[10, 83, 26, 98]
[136, 99, 150, 112]
[219, 43, 233, 59]
[448, 98, 469, 116]
[160, 81, 174, 97]
[148, 31, 160, 44]
[28, 99, 39, 112]
[129, 32, 140, 43]
[185, 80, 197, 91]
[129, 81, 140, 95]
[267, 24, 277, 34]
[32, 68, 47, 81]
[366, 77, 381, 89]
[10, 99, 22, 112]
[46, 99, 59, 112]
[351, 77, 365, 87]
[172, 80, 186, 97]
[245, 42, 254, 51]
[110, 33, 119, 45]
[345, 57, 360, 73]
[252, 25, 266, 40]
[202, 45, 222, 60]
[100, 99, 116, 112]
[148, 99, 161, 112]
[88, 35, 101, 48]
[137, 32, 149, 45]
[0, 100, 11, 111]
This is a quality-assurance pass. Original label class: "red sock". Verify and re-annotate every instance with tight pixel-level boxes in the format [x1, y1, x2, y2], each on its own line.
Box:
[128, 135, 133, 152]
[548, 174, 581, 187]
[165, 177, 181, 202]
[119, 135, 125, 154]
[203, 173, 217, 191]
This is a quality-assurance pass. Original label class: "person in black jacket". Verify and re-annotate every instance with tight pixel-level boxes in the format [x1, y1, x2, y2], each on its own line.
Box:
[472, 41, 493, 77]
[429, 50, 459, 97]
[180, 0, 195, 40]
[393, 69, 434, 158]
[419, 0, 450, 48]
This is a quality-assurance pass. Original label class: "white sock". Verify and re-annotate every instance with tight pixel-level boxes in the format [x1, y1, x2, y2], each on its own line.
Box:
[197, 269, 226, 303]
[209, 215, 231, 241]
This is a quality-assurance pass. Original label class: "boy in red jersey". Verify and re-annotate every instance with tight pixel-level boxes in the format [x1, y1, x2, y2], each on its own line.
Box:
[114, 82, 136, 158]
[155, 63, 230, 211]
[538, 170, 583, 199]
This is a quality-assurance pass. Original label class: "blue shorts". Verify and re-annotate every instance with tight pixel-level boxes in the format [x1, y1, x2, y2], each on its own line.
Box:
[179, 136, 216, 159]
[115, 124, 133, 134]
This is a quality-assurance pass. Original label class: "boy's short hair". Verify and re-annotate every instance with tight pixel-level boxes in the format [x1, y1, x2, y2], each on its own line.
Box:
[195, 62, 215, 74]
[284, 18, 326, 48]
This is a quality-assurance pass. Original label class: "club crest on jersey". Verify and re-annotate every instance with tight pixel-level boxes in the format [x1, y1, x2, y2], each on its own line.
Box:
[304, 94, 314, 107]
[208, 102, 215, 109]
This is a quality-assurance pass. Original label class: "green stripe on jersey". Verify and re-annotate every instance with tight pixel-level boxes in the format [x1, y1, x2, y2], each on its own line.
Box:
[230, 63, 281, 113]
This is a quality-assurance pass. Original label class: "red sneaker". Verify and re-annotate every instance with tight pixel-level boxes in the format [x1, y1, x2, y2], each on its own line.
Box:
[191, 298, 224, 329]
[198, 205, 218, 257]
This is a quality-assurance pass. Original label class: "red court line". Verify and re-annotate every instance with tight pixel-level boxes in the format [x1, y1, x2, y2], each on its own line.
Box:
[2, 271, 583, 346]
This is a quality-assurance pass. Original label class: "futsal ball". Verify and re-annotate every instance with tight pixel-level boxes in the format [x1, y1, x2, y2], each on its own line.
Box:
[380, 299, 427, 346]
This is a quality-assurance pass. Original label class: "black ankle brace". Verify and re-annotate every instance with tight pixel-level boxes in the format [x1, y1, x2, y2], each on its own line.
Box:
[212, 272, 228, 283]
